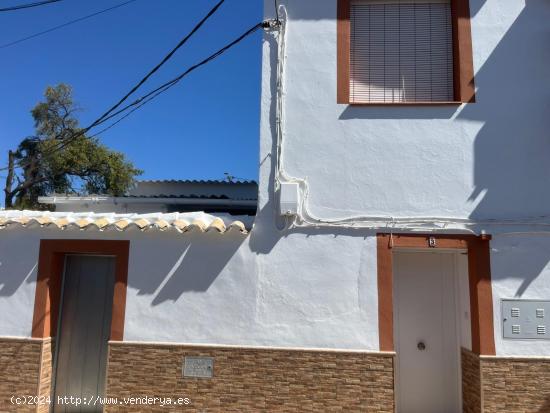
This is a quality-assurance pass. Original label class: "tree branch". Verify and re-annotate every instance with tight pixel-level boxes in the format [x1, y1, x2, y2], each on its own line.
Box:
[3, 150, 15, 208]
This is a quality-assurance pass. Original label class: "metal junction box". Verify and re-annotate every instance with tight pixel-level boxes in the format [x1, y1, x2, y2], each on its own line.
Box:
[502, 299, 550, 340]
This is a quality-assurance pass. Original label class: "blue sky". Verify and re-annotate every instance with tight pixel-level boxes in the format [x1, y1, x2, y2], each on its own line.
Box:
[0, 0, 264, 183]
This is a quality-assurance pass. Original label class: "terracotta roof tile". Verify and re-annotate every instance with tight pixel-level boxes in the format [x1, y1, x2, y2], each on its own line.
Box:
[0, 211, 250, 235]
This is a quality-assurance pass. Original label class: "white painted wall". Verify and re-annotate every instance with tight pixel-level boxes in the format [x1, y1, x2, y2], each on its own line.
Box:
[491, 235, 550, 356]
[257, 0, 550, 356]
[263, 0, 550, 221]
[0, 227, 380, 350]
[2, 226, 550, 355]
[0, 228, 40, 337]
[0, 0, 549, 357]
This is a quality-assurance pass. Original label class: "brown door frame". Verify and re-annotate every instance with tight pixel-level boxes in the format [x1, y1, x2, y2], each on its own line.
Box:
[31, 239, 130, 341]
[377, 233, 495, 355]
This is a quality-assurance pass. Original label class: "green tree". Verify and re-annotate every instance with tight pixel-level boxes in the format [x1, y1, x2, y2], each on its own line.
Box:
[3, 84, 142, 209]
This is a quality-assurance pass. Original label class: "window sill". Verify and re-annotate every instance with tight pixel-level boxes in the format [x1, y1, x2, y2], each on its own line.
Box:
[346, 101, 464, 106]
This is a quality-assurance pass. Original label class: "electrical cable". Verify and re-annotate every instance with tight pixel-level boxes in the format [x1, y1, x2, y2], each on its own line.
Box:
[0, 0, 230, 171]
[3, 0, 228, 169]
[0, 0, 62, 12]
[270, 5, 550, 234]
[93, 0, 226, 126]
[274, 0, 279, 22]
[37, 22, 264, 163]
[90, 22, 265, 136]
[0, 21, 265, 172]
[0, 0, 139, 49]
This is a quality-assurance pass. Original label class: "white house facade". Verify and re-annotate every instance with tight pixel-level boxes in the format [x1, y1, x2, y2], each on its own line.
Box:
[0, 1, 549, 412]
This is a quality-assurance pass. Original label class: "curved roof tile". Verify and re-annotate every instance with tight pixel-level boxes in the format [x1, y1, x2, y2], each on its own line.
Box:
[0, 211, 250, 235]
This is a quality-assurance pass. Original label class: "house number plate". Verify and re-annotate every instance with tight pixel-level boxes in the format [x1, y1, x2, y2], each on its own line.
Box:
[183, 357, 214, 378]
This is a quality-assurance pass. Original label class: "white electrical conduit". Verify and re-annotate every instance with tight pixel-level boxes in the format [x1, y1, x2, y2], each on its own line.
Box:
[271, 6, 550, 236]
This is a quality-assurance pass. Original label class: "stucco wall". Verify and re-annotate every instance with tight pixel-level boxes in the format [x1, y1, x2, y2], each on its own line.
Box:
[0, 0, 549, 359]
[3, 227, 550, 356]
[261, 0, 550, 221]
[490, 235, 550, 356]
[0, 227, 380, 350]
[0, 228, 40, 338]
[256, 0, 550, 357]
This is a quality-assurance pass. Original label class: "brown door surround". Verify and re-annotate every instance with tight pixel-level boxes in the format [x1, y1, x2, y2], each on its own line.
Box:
[31, 239, 130, 341]
[377, 233, 495, 355]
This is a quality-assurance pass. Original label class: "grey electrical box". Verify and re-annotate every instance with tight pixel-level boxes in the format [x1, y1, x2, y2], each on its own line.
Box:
[502, 299, 550, 340]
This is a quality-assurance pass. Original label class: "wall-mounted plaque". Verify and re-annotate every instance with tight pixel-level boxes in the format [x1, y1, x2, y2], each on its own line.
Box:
[183, 357, 214, 378]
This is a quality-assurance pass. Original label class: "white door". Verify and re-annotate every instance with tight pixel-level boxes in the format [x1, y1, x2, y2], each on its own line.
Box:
[394, 252, 460, 413]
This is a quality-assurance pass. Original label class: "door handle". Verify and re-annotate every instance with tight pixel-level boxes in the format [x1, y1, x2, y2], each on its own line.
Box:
[417, 341, 426, 351]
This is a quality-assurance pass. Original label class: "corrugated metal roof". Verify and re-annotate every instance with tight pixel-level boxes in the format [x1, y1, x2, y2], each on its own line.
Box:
[123, 194, 257, 201]
[0, 211, 250, 234]
[41, 194, 257, 201]
[138, 179, 257, 185]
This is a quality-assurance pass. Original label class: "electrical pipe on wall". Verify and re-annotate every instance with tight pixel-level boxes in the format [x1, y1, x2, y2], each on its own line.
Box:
[269, 5, 550, 236]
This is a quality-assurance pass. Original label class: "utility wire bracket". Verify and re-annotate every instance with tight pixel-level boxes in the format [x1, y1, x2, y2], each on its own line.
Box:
[263, 19, 281, 30]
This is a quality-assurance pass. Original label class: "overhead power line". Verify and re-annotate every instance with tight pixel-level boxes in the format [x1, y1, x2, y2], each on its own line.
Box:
[96, 23, 265, 127]
[0, 0, 227, 172]
[274, 0, 280, 22]
[0, 18, 267, 172]
[46, 21, 264, 155]
[94, 0, 226, 126]
[0, 0, 62, 12]
[91, 22, 265, 139]
[0, 0, 139, 49]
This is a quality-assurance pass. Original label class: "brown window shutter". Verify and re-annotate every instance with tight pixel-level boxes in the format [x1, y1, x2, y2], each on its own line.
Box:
[337, 0, 476, 104]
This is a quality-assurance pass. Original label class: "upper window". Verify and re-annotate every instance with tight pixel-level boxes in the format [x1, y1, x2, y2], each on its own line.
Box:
[351, 0, 453, 103]
[337, 0, 475, 105]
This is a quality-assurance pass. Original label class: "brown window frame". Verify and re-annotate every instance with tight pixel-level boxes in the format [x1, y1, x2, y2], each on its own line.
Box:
[337, 0, 476, 105]
[31, 239, 130, 341]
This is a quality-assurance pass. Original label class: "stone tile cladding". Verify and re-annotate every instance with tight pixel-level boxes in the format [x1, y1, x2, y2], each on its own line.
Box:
[463, 347, 550, 413]
[0, 338, 42, 413]
[105, 342, 395, 413]
[37, 339, 54, 413]
[481, 356, 550, 413]
[462, 348, 482, 413]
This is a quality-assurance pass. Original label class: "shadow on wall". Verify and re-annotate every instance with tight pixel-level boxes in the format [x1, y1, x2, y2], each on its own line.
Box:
[275, 0, 487, 22]
[250, 32, 287, 255]
[339, 105, 458, 120]
[257, 1, 550, 299]
[491, 236, 550, 298]
[461, 0, 550, 295]
[0, 260, 36, 297]
[250, 30, 379, 256]
[127, 232, 247, 306]
[459, 0, 550, 222]
[274, 0, 335, 21]
[339, 105, 457, 120]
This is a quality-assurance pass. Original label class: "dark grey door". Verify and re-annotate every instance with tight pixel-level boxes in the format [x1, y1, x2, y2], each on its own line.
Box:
[53, 255, 116, 413]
